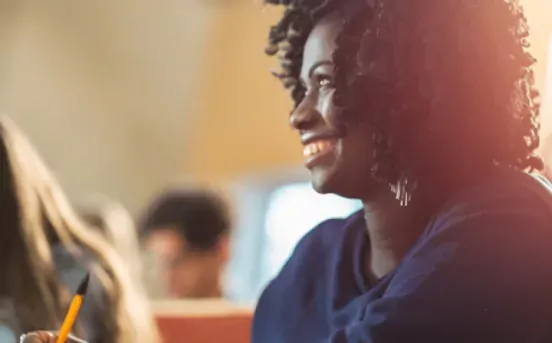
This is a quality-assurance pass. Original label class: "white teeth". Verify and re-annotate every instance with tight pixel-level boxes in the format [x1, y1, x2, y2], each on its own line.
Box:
[303, 140, 334, 158]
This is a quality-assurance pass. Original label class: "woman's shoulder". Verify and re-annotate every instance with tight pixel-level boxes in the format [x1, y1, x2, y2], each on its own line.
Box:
[449, 169, 551, 209]
[430, 169, 552, 236]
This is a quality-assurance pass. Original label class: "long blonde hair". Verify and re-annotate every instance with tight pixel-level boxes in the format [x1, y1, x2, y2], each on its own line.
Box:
[0, 117, 159, 342]
[79, 196, 145, 295]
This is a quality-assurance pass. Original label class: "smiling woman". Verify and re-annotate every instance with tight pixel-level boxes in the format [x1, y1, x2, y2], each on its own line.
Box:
[253, 1, 552, 342]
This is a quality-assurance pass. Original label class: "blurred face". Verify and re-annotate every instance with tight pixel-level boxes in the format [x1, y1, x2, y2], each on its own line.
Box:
[291, 15, 381, 199]
[145, 228, 225, 299]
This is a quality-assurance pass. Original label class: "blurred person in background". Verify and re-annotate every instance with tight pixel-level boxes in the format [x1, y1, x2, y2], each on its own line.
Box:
[0, 117, 159, 343]
[140, 188, 231, 299]
[253, 0, 552, 342]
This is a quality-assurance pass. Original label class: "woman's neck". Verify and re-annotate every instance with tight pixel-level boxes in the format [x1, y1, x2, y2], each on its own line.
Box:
[361, 165, 499, 281]
[362, 192, 429, 281]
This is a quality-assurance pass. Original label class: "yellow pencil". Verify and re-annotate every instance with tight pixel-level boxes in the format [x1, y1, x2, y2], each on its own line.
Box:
[56, 273, 90, 343]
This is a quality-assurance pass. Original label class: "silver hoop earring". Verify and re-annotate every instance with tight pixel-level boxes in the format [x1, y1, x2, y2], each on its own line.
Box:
[390, 177, 412, 207]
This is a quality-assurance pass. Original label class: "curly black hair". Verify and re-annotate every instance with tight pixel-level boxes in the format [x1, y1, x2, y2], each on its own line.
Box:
[266, 0, 543, 199]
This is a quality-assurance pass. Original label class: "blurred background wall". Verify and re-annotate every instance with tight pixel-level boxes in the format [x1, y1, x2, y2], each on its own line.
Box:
[0, 0, 216, 212]
[0, 0, 548, 213]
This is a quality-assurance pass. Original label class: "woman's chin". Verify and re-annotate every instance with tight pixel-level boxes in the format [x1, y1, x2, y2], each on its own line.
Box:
[310, 168, 339, 195]
[309, 167, 378, 199]
[311, 179, 330, 195]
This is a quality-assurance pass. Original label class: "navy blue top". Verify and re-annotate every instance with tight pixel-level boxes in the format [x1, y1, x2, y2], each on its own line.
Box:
[252, 170, 552, 343]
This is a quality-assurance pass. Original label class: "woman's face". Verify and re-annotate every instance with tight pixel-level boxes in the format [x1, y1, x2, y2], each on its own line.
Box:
[291, 15, 380, 199]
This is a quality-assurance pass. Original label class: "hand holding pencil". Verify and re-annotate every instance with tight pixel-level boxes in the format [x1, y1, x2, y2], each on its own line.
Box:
[20, 273, 90, 343]
[19, 331, 86, 343]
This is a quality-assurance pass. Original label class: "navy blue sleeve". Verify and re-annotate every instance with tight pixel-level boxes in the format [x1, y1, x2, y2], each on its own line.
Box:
[327, 185, 552, 342]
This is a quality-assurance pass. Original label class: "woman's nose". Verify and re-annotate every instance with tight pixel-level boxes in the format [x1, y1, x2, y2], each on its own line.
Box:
[289, 99, 318, 131]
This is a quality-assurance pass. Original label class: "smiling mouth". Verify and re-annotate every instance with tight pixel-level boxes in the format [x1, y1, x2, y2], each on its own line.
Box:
[303, 139, 337, 168]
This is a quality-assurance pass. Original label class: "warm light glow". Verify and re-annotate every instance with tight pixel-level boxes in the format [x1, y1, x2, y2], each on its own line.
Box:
[542, 35, 552, 132]
[540, 35, 552, 167]
[545, 35, 552, 115]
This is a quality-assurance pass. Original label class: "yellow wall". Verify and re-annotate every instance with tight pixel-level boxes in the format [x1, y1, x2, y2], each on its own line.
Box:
[189, 3, 301, 184]
[191, 1, 552, 185]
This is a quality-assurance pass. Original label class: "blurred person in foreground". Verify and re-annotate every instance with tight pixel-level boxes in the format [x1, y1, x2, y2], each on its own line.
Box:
[253, 0, 552, 342]
[140, 188, 231, 299]
[79, 197, 144, 292]
[0, 117, 158, 343]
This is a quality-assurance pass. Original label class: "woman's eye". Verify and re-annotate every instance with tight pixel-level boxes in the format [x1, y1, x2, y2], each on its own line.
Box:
[299, 74, 333, 97]
[317, 75, 333, 88]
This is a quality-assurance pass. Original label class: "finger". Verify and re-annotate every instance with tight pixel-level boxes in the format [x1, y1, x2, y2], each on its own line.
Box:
[51, 333, 87, 343]
[20, 331, 55, 343]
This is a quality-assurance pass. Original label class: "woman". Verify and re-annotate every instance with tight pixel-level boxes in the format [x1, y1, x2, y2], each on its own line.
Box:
[254, 0, 552, 342]
[0, 117, 159, 342]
